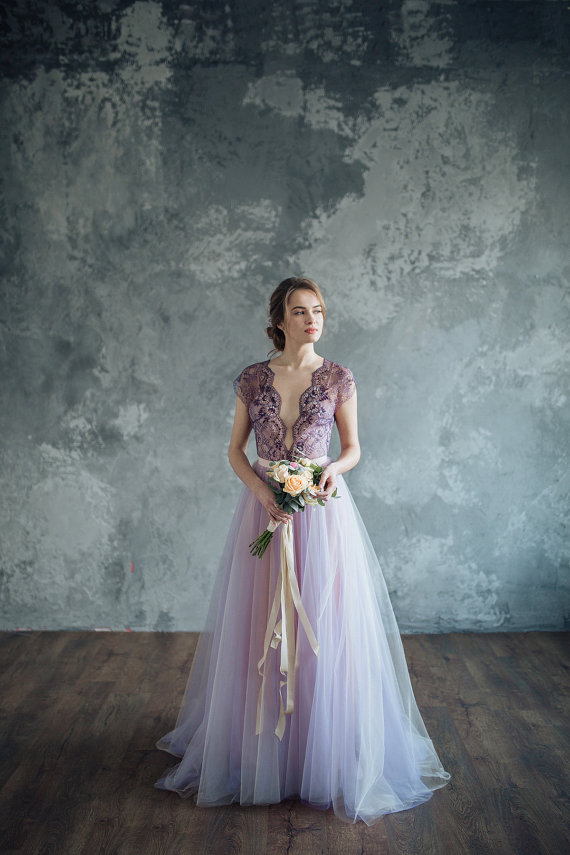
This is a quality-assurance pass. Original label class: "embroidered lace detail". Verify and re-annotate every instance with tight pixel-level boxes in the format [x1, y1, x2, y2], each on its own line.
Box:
[233, 358, 357, 461]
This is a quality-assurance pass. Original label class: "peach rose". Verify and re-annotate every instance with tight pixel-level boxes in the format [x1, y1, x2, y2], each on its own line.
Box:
[283, 474, 308, 496]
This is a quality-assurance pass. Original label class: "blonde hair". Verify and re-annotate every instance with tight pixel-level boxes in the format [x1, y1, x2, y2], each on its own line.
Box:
[266, 277, 327, 357]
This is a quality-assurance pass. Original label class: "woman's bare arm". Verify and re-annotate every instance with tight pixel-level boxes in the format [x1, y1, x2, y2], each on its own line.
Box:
[316, 391, 360, 498]
[333, 390, 361, 474]
[227, 397, 267, 498]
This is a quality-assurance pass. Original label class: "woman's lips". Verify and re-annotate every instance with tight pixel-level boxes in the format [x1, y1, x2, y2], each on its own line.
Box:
[305, 328, 318, 333]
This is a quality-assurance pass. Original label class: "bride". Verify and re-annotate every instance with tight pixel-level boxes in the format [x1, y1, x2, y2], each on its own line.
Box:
[154, 276, 450, 824]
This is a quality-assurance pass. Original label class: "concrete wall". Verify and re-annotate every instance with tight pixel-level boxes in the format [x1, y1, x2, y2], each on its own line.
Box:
[1, 1, 568, 633]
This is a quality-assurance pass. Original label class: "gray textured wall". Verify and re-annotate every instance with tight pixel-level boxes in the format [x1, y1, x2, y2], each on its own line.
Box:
[1, 1, 569, 633]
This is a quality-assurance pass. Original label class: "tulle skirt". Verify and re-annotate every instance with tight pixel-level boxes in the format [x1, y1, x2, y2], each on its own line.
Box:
[154, 455, 450, 825]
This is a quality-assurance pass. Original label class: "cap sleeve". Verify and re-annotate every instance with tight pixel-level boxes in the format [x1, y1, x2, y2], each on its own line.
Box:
[233, 368, 249, 407]
[233, 363, 259, 408]
[335, 365, 357, 412]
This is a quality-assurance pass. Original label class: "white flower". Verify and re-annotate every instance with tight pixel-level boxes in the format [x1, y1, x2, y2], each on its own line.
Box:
[272, 464, 290, 483]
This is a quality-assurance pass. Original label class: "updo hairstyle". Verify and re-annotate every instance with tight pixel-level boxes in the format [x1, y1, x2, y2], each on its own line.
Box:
[266, 277, 327, 357]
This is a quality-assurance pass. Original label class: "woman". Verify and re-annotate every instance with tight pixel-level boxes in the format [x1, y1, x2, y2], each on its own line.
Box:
[154, 276, 450, 824]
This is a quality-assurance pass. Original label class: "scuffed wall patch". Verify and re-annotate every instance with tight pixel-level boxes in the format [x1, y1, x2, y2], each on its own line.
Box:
[384, 533, 508, 632]
[294, 82, 536, 332]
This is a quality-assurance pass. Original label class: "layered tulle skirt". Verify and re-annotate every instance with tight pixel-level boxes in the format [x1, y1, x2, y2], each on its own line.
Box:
[154, 455, 450, 824]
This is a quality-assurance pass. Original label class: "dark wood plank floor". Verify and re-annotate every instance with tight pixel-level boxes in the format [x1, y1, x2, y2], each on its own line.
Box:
[0, 630, 568, 854]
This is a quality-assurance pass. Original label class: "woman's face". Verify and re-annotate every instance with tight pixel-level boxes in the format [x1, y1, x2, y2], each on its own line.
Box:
[278, 289, 324, 346]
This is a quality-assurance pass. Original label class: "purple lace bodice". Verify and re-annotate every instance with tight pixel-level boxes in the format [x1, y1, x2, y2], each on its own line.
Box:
[233, 358, 357, 461]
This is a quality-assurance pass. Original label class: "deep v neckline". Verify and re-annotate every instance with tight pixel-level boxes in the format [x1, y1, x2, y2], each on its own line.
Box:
[266, 357, 328, 454]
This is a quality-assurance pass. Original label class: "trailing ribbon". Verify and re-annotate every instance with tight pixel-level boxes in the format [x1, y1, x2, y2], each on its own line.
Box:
[255, 518, 320, 740]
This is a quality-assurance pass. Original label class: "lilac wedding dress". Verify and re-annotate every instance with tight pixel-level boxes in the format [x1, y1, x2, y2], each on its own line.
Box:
[154, 358, 450, 824]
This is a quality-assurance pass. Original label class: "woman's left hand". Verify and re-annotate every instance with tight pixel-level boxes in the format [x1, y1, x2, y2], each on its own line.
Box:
[315, 464, 338, 501]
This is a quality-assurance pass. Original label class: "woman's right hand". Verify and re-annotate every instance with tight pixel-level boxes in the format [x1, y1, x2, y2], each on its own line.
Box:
[256, 484, 293, 525]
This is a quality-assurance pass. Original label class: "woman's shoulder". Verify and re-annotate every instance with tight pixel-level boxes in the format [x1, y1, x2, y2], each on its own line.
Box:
[236, 359, 269, 376]
[325, 359, 357, 382]
[233, 359, 270, 387]
[233, 360, 269, 405]
[326, 360, 358, 410]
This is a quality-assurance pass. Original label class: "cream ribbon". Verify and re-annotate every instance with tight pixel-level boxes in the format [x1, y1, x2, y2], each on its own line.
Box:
[255, 517, 320, 740]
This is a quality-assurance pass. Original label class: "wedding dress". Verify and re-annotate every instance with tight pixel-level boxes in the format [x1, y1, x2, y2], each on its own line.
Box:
[154, 358, 450, 824]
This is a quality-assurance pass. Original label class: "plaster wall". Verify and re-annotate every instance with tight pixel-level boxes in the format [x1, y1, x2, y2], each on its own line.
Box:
[1, 1, 569, 632]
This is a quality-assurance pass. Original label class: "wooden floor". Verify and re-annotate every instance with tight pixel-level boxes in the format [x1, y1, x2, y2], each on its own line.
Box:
[0, 631, 568, 855]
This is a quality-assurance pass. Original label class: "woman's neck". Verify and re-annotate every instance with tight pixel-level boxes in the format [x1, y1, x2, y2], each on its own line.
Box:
[270, 346, 323, 370]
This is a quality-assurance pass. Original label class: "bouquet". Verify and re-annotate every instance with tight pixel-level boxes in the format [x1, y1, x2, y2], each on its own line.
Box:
[249, 449, 339, 559]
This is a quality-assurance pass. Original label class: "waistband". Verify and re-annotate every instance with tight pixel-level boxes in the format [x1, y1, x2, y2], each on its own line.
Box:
[255, 454, 330, 467]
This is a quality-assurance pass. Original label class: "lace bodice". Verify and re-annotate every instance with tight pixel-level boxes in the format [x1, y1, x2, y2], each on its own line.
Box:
[233, 358, 357, 461]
